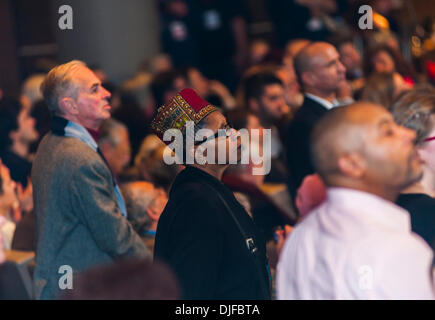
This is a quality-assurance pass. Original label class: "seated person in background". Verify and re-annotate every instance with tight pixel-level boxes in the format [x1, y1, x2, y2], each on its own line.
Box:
[363, 44, 417, 85]
[98, 118, 131, 180]
[278, 102, 434, 299]
[361, 72, 411, 109]
[275, 64, 304, 115]
[180, 66, 236, 110]
[121, 134, 181, 191]
[391, 90, 435, 251]
[287, 42, 349, 197]
[243, 71, 290, 183]
[0, 160, 17, 250]
[0, 98, 39, 188]
[62, 259, 180, 300]
[120, 181, 168, 254]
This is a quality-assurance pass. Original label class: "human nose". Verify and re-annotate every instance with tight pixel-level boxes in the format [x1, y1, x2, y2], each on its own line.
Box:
[102, 86, 111, 100]
[399, 125, 416, 144]
[338, 60, 346, 74]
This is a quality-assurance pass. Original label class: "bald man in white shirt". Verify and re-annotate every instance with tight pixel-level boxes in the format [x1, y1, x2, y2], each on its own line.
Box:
[277, 102, 435, 299]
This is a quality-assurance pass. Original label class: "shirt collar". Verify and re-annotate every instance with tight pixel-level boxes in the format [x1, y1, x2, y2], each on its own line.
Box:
[326, 187, 411, 233]
[51, 116, 98, 152]
[305, 93, 339, 110]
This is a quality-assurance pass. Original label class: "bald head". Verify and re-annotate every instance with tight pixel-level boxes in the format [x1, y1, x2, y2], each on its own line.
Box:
[310, 103, 372, 181]
[294, 42, 346, 95]
[310, 102, 421, 197]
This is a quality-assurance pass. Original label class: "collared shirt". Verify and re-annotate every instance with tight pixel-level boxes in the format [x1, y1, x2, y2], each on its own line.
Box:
[305, 93, 354, 110]
[277, 188, 435, 300]
[305, 93, 338, 110]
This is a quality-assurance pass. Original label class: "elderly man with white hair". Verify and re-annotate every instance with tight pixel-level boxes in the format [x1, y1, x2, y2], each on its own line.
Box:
[32, 60, 150, 300]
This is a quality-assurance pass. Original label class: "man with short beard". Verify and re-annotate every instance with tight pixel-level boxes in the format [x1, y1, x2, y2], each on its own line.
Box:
[277, 102, 434, 299]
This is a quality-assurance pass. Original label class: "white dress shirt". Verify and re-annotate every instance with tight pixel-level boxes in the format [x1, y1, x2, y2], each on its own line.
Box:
[305, 93, 338, 110]
[277, 188, 435, 300]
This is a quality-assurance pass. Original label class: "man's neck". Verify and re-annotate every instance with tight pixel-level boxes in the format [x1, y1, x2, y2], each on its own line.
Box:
[305, 89, 336, 104]
[60, 114, 101, 131]
[328, 179, 399, 203]
[190, 163, 229, 181]
[10, 140, 29, 159]
[401, 167, 435, 198]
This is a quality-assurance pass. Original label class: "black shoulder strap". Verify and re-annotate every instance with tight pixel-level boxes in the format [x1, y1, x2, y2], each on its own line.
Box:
[215, 192, 271, 299]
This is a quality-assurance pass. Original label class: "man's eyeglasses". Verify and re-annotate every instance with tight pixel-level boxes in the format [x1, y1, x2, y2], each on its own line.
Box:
[194, 124, 235, 146]
[424, 136, 435, 142]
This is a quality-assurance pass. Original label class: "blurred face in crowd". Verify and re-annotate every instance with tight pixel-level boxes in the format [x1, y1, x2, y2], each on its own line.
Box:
[339, 42, 362, 72]
[167, 0, 188, 18]
[372, 50, 395, 74]
[65, 66, 112, 130]
[100, 126, 131, 176]
[188, 68, 209, 97]
[148, 186, 168, 220]
[303, 43, 346, 94]
[358, 105, 422, 190]
[0, 163, 17, 213]
[276, 65, 303, 108]
[12, 107, 39, 145]
[255, 84, 290, 123]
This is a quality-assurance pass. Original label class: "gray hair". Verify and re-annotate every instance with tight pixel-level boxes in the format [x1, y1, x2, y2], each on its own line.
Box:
[40, 60, 86, 116]
[120, 182, 155, 233]
[98, 119, 128, 147]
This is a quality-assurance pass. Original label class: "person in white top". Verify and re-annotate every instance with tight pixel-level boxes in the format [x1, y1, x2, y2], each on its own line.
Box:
[277, 102, 435, 299]
[0, 160, 17, 251]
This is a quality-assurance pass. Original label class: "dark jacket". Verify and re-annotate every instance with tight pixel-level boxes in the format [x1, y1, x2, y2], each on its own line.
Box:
[154, 166, 271, 300]
[286, 96, 329, 197]
[396, 193, 435, 252]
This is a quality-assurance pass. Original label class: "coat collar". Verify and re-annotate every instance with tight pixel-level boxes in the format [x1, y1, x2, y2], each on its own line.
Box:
[50, 116, 98, 152]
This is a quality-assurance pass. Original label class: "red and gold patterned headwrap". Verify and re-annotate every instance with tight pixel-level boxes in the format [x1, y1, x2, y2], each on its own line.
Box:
[150, 88, 218, 143]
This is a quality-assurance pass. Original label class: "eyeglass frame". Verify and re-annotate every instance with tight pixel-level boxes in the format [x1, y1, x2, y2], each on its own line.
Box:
[193, 123, 235, 146]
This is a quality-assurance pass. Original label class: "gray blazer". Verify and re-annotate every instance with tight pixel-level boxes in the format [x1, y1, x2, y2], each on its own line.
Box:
[32, 132, 150, 299]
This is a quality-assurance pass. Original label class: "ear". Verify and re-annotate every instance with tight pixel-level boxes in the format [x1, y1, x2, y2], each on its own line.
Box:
[59, 97, 78, 115]
[301, 71, 315, 87]
[147, 206, 160, 222]
[249, 98, 260, 113]
[337, 153, 366, 179]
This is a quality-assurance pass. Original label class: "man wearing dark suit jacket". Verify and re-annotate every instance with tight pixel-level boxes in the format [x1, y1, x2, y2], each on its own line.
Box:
[287, 42, 348, 196]
[32, 61, 150, 299]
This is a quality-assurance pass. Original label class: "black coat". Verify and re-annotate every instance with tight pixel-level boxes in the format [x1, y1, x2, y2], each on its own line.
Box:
[154, 166, 271, 300]
[286, 96, 329, 197]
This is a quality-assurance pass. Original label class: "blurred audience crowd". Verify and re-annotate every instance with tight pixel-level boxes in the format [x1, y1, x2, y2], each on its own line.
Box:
[1, 0, 435, 299]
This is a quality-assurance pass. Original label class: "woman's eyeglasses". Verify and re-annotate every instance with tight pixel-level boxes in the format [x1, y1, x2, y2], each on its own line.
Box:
[424, 136, 435, 142]
[194, 123, 235, 146]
